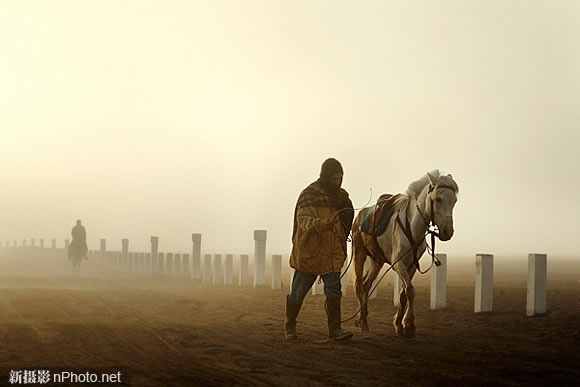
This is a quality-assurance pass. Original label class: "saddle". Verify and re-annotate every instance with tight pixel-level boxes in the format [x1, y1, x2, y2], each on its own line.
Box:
[360, 193, 402, 264]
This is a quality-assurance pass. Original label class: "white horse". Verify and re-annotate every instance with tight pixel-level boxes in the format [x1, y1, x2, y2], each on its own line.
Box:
[352, 170, 459, 338]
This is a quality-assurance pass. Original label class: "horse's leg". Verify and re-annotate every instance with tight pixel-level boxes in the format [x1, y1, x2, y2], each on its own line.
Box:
[353, 240, 370, 331]
[358, 257, 381, 331]
[393, 261, 416, 338]
[402, 265, 417, 338]
[393, 272, 407, 336]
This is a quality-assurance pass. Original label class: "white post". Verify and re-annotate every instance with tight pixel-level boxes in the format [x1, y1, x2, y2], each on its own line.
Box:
[224, 254, 233, 285]
[430, 253, 447, 309]
[475, 254, 494, 313]
[128, 252, 134, 273]
[527, 253, 547, 316]
[166, 253, 174, 276]
[289, 269, 295, 293]
[239, 254, 249, 286]
[203, 254, 212, 283]
[114, 252, 119, 271]
[158, 253, 165, 275]
[99, 239, 105, 267]
[253, 230, 267, 287]
[51, 239, 56, 249]
[182, 254, 190, 279]
[393, 271, 402, 306]
[23, 239, 27, 247]
[145, 253, 151, 274]
[214, 254, 223, 285]
[312, 276, 324, 295]
[150, 236, 159, 275]
[174, 253, 182, 277]
[271, 255, 282, 289]
[40, 239, 44, 248]
[191, 233, 202, 280]
[121, 239, 129, 272]
[140, 252, 146, 274]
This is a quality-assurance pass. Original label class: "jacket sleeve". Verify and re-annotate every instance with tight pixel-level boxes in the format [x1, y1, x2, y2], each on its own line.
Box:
[296, 206, 326, 235]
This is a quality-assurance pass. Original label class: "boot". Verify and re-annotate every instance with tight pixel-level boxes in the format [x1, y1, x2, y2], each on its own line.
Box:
[285, 295, 302, 340]
[326, 297, 353, 341]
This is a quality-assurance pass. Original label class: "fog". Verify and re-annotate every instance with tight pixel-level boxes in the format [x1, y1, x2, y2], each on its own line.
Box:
[1, 0, 579, 257]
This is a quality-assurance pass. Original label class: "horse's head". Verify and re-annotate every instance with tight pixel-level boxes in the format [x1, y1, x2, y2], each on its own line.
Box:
[427, 172, 459, 241]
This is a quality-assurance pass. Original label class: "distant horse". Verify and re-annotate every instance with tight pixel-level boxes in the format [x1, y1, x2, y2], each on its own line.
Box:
[352, 170, 459, 338]
[68, 240, 87, 274]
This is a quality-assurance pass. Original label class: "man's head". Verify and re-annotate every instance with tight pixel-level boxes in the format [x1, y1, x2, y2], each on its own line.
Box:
[76, 220, 82, 226]
[320, 158, 343, 188]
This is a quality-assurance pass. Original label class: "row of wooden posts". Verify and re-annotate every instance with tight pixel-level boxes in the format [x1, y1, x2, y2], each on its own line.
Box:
[0, 234, 547, 316]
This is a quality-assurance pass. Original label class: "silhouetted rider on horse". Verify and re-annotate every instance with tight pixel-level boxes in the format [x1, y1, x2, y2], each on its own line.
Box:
[69, 219, 88, 261]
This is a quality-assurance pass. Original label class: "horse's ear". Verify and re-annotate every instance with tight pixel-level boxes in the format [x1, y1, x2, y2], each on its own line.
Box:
[427, 172, 436, 186]
[447, 173, 453, 179]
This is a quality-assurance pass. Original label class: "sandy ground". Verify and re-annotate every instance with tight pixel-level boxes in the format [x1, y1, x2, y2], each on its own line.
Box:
[0, 253, 579, 386]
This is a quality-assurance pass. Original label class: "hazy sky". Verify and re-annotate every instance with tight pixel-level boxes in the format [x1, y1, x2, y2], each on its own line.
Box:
[1, 1, 579, 257]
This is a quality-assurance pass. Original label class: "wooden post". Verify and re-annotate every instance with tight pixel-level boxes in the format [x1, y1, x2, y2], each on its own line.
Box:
[475, 254, 494, 313]
[239, 254, 249, 286]
[430, 253, 447, 309]
[191, 233, 202, 280]
[527, 253, 547, 316]
[253, 230, 267, 287]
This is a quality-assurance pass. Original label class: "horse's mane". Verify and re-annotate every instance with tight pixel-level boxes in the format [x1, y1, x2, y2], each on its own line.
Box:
[392, 170, 459, 213]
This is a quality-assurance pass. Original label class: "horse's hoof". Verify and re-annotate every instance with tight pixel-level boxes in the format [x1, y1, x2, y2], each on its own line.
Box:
[403, 326, 416, 339]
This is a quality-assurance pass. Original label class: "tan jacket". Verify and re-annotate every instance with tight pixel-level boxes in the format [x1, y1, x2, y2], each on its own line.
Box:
[289, 205, 348, 275]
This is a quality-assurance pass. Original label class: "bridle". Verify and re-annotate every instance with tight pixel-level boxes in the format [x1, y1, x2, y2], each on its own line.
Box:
[409, 183, 457, 273]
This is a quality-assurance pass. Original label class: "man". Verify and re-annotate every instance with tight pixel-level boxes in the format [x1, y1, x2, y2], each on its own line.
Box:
[69, 219, 88, 260]
[285, 158, 355, 341]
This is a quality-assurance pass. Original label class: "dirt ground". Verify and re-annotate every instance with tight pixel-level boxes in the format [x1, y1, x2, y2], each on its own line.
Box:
[0, 254, 579, 386]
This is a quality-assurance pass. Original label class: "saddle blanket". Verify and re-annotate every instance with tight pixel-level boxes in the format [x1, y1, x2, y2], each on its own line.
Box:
[360, 193, 401, 236]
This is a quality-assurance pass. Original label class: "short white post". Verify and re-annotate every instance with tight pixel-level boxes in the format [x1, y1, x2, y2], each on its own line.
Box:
[158, 253, 165, 275]
[393, 272, 402, 306]
[51, 239, 56, 249]
[224, 254, 233, 285]
[289, 269, 295, 292]
[239, 254, 249, 286]
[145, 253, 151, 274]
[140, 252, 146, 274]
[191, 233, 202, 280]
[312, 276, 324, 295]
[114, 252, 120, 270]
[39, 239, 44, 248]
[475, 254, 494, 313]
[214, 254, 223, 285]
[182, 254, 190, 278]
[128, 252, 134, 273]
[23, 239, 27, 247]
[150, 236, 159, 275]
[99, 239, 105, 266]
[203, 254, 212, 283]
[121, 239, 129, 272]
[527, 253, 547, 316]
[430, 253, 447, 309]
[174, 253, 182, 277]
[253, 230, 267, 287]
[271, 254, 282, 289]
[166, 253, 174, 276]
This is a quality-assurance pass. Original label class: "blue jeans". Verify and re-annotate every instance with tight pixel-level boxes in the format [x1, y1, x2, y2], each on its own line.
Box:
[289, 270, 342, 305]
